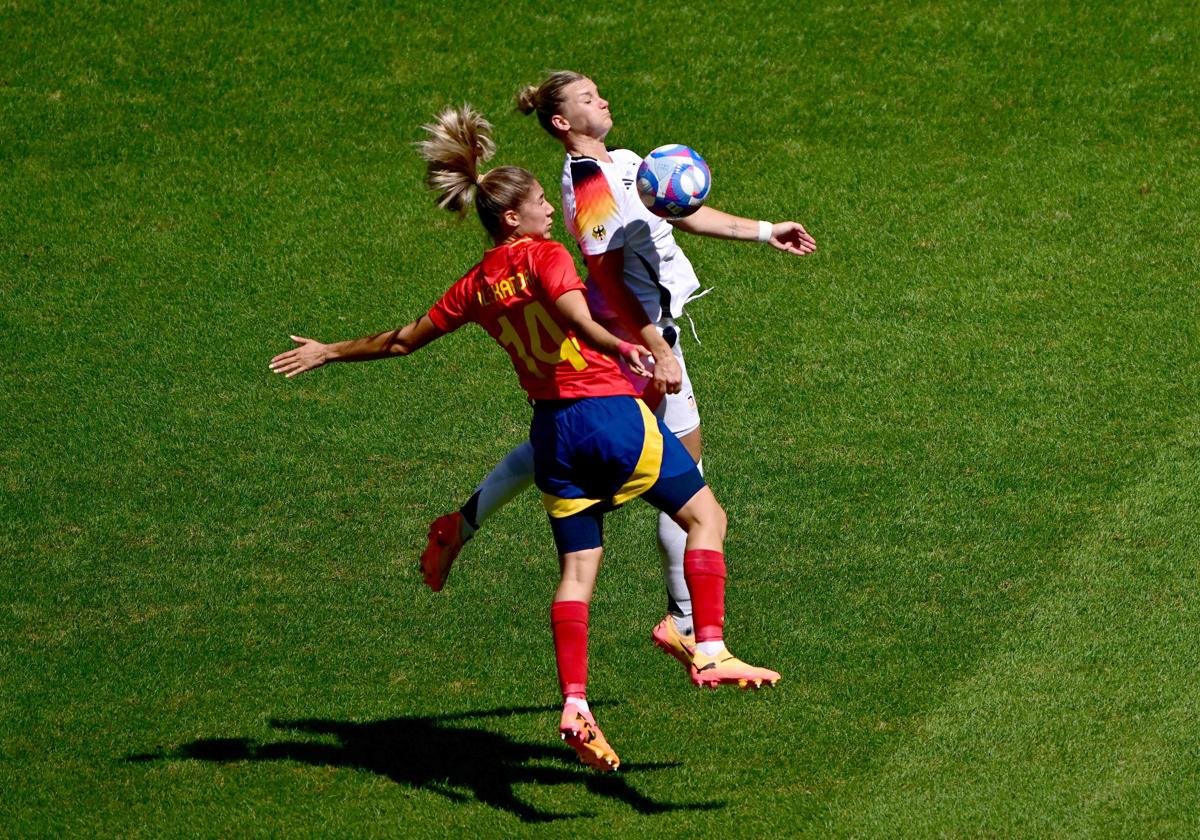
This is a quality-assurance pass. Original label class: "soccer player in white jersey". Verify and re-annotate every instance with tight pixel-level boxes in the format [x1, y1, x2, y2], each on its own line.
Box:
[421, 71, 816, 675]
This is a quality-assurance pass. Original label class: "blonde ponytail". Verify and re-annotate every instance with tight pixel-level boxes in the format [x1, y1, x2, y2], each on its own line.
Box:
[418, 105, 497, 215]
[418, 104, 538, 239]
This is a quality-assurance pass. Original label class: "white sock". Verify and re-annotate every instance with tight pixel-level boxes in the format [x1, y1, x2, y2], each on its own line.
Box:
[659, 512, 692, 629]
[659, 458, 701, 635]
[565, 696, 590, 714]
[670, 612, 693, 637]
[696, 641, 725, 657]
[461, 440, 535, 531]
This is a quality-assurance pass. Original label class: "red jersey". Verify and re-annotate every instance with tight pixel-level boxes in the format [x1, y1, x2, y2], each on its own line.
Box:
[427, 237, 637, 401]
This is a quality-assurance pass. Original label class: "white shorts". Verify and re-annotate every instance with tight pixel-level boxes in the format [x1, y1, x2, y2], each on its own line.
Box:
[612, 317, 701, 438]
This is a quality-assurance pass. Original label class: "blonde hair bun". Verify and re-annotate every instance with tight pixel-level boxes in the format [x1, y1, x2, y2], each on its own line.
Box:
[515, 85, 539, 115]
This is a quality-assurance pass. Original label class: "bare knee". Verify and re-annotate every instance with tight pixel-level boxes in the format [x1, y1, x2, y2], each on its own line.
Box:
[673, 486, 726, 542]
[706, 497, 727, 543]
[556, 547, 603, 603]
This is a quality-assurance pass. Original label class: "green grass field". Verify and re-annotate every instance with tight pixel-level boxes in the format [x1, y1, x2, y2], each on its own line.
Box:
[3, 0, 1198, 835]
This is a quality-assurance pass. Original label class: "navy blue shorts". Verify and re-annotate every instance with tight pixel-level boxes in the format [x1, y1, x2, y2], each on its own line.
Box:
[530, 395, 706, 554]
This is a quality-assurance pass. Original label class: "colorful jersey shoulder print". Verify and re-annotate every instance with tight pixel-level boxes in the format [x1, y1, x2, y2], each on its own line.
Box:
[562, 156, 625, 256]
[561, 150, 701, 324]
[426, 237, 636, 401]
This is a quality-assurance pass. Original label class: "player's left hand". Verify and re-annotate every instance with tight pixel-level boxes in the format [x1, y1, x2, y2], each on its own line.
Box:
[269, 335, 330, 378]
[620, 342, 653, 377]
[769, 222, 817, 256]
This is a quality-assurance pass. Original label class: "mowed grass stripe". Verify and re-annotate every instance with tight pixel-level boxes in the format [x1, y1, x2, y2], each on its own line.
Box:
[818, 419, 1200, 836]
[3, 0, 1200, 835]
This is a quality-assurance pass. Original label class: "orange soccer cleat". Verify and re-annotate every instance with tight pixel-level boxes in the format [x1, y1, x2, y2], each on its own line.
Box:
[559, 704, 620, 772]
[690, 646, 780, 690]
[420, 512, 465, 593]
[650, 616, 696, 671]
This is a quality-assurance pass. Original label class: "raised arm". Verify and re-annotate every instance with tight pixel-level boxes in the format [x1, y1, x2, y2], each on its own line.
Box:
[669, 206, 816, 255]
[585, 250, 682, 393]
[269, 315, 445, 379]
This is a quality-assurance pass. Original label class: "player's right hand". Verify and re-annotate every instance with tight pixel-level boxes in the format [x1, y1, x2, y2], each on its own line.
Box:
[269, 335, 330, 378]
[652, 353, 683, 395]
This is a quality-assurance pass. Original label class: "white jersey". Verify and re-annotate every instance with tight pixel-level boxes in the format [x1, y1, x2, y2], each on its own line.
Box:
[561, 149, 700, 324]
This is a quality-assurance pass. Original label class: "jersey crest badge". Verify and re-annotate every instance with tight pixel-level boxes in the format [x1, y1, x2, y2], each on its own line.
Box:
[591, 224, 607, 241]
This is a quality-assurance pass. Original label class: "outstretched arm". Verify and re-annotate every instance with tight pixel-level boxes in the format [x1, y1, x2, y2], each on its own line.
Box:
[269, 315, 445, 378]
[669, 206, 816, 255]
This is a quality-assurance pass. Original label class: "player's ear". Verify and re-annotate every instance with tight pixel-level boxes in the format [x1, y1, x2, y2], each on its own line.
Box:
[550, 113, 570, 134]
[502, 207, 521, 229]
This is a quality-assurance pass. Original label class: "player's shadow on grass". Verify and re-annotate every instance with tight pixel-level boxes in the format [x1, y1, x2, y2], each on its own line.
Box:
[128, 704, 722, 823]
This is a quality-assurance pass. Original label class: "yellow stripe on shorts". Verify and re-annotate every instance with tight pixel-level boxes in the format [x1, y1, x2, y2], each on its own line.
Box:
[541, 399, 664, 518]
[543, 493, 602, 519]
[612, 399, 663, 506]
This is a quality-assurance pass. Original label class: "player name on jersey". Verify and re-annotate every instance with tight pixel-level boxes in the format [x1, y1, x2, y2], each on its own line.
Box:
[476, 270, 530, 307]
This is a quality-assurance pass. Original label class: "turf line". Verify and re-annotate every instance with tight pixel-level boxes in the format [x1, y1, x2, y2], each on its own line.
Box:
[814, 415, 1200, 836]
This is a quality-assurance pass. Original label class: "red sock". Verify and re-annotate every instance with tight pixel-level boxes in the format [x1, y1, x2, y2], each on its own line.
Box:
[684, 549, 726, 643]
[551, 600, 589, 699]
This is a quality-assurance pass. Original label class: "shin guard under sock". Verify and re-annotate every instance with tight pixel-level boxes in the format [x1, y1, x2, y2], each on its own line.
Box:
[683, 549, 726, 643]
[551, 600, 589, 699]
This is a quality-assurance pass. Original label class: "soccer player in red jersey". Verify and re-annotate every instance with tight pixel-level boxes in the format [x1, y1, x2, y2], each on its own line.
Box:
[269, 106, 779, 771]
[422, 72, 816, 675]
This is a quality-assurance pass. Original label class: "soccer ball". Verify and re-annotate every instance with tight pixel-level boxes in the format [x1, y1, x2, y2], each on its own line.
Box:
[636, 145, 711, 218]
